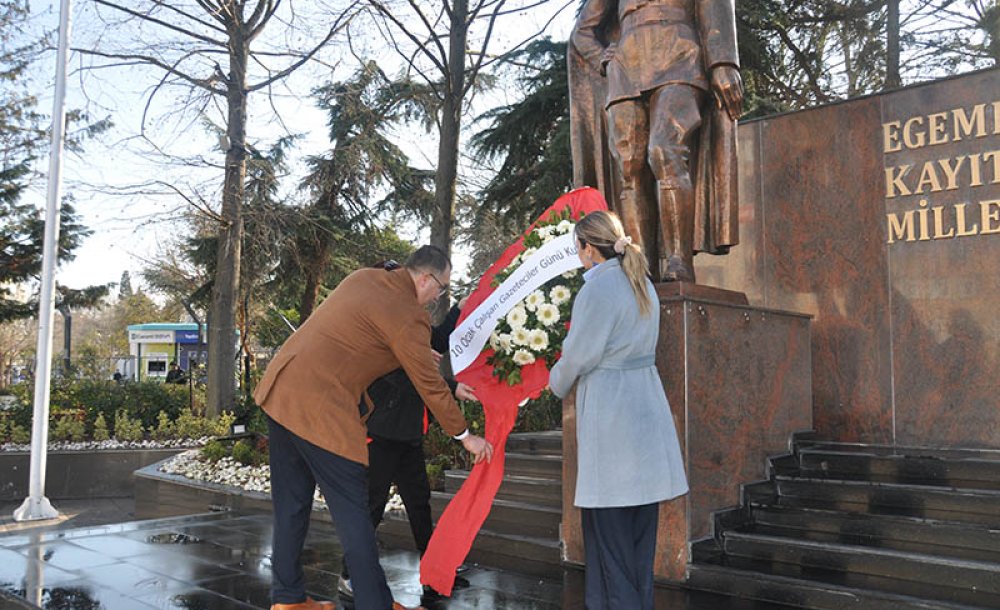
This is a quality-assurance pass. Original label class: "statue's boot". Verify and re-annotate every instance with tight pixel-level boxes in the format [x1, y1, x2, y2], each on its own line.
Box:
[617, 184, 658, 273]
[658, 183, 696, 282]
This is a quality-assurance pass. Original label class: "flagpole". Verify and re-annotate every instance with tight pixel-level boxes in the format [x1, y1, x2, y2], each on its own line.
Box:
[13, 0, 73, 522]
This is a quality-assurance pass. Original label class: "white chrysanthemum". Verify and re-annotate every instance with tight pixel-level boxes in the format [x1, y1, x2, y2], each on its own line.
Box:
[562, 269, 579, 279]
[542, 232, 555, 243]
[512, 326, 531, 346]
[536, 225, 552, 238]
[549, 285, 571, 305]
[512, 349, 536, 365]
[527, 328, 549, 352]
[489, 331, 501, 352]
[557, 220, 574, 234]
[524, 290, 545, 311]
[498, 333, 514, 353]
[521, 247, 537, 259]
[536, 303, 560, 326]
[507, 306, 528, 329]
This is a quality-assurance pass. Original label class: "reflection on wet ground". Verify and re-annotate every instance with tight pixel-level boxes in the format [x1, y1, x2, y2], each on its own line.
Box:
[0, 512, 797, 609]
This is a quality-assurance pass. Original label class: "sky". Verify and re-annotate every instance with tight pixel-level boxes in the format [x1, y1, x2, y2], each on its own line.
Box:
[19, 0, 578, 295]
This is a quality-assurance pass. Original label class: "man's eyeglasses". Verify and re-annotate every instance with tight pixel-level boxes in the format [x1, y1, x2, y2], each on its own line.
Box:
[428, 273, 448, 297]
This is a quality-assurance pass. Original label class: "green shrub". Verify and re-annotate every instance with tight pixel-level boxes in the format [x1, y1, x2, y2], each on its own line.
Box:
[423, 401, 484, 471]
[92, 412, 110, 441]
[174, 408, 209, 439]
[0, 417, 7, 442]
[513, 390, 563, 433]
[201, 439, 229, 462]
[426, 462, 444, 491]
[9, 422, 30, 444]
[14, 379, 203, 434]
[150, 410, 175, 440]
[51, 415, 86, 442]
[231, 439, 256, 465]
[113, 409, 144, 442]
[213, 411, 236, 436]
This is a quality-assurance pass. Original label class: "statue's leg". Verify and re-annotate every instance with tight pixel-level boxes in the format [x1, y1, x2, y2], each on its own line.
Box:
[646, 85, 704, 282]
[607, 99, 658, 274]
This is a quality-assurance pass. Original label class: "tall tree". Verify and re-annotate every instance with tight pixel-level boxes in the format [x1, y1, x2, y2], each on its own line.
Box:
[296, 61, 426, 320]
[470, 38, 571, 228]
[76, 0, 357, 415]
[359, 0, 570, 272]
[2, 1, 107, 321]
[118, 271, 133, 300]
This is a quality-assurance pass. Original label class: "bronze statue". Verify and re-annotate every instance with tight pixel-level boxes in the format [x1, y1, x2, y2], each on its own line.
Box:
[569, 0, 743, 282]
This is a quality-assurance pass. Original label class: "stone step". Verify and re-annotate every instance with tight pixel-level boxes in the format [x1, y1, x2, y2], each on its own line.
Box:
[376, 514, 561, 579]
[796, 445, 1000, 491]
[444, 470, 562, 508]
[746, 504, 1000, 564]
[504, 452, 563, 479]
[720, 531, 1000, 607]
[763, 476, 1000, 526]
[428, 492, 561, 539]
[688, 557, 990, 610]
[504, 431, 563, 456]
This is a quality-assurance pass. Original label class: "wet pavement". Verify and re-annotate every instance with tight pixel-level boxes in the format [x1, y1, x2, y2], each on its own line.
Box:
[0, 511, 798, 609]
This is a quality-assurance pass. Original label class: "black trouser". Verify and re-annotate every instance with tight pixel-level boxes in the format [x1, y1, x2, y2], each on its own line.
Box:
[581, 502, 659, 610]
[344, 435, 433, 579]
[267, 416, 393, 609]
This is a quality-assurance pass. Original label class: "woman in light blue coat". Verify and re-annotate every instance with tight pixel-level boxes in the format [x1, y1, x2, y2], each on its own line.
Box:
[550, 210, 688, 610]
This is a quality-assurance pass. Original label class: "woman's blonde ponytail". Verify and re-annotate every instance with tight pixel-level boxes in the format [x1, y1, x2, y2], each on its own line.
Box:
[574, 210, 653, 316]
[620, 242, 652, 316]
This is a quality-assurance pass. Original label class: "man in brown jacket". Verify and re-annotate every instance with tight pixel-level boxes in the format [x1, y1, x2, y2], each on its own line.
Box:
[256, 245, 493, 610]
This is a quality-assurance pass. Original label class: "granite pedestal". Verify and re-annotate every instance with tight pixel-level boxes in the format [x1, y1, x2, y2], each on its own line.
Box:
[561, 284, 813, 581]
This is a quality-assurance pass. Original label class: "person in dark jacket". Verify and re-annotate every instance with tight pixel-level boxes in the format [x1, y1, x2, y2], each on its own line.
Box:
[338, 266, 473, 603]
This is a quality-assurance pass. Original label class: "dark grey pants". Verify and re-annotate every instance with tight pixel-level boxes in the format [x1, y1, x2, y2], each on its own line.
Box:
[581, 502, 659, 610]
[267, 416, 393, 609]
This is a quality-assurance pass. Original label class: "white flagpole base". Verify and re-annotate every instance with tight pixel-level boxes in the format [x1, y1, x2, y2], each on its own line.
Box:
[13, 496, 59, 522]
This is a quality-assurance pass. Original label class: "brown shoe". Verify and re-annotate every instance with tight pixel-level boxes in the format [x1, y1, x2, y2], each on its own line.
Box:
[270, 597, 336, 610]
[392, 602, 425, 610]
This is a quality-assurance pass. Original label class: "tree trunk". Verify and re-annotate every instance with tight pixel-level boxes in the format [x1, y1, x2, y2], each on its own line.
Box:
[431, 0, 469, 258]
[206, 32, 249, 417]
[886, 0, 900, 89]
[298, 240, 329, 322]
[429, 0, 468, 316]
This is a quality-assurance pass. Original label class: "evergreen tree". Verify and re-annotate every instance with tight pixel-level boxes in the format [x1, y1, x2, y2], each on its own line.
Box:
[1, 1, 110, 322]
[118, 271, 133, 300]
[294, 61, 426, 321]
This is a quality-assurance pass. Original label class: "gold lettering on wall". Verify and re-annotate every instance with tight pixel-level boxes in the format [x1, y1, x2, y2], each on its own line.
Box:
[954, 104, 986, 140]
[955, 203, 980, 236]
[883, 99, 1000, 244]
[886, 199, 999, 242]
[979, 199, 1000, 234]
[932, 205, 955, 238]
[887, 210, 916, 244]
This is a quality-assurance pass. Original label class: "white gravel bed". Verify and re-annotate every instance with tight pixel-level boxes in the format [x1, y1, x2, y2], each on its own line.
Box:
[159, 450, 405, 513]
[1, 437, 210, 452]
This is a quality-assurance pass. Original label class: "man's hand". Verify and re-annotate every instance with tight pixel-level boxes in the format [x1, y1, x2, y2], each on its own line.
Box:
[710, 65, 744, 122]
[458, 294, 470, 310]
[462, 434, 494, 464]
[430, 349, 443, 365]
[455, 382, 478, 402]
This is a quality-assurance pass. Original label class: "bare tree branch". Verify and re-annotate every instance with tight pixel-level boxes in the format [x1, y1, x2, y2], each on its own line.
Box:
[91, 0, 228, 47]
[74, 48, 227, 94]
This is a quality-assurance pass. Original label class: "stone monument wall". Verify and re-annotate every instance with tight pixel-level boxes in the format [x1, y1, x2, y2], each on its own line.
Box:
[698, 67, 1000, 449]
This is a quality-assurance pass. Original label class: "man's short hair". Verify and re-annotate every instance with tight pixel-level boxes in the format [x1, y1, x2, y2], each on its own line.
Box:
[404, 245, 451, 275]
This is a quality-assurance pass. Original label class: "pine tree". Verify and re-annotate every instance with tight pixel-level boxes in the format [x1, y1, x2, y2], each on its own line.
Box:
[118, 271, 133, 300]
